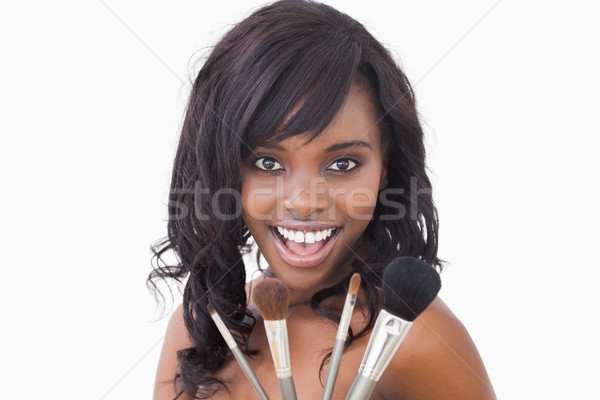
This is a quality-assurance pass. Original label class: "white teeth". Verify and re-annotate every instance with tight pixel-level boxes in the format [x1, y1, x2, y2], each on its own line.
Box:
[276, 227, 336, 243]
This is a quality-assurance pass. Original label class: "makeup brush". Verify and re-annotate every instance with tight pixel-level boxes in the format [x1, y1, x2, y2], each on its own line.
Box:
[345, 257, 441, 400]
[321, 273, 362, 400]
[207, 304, 270, 400]
[254, 278, 297, 400]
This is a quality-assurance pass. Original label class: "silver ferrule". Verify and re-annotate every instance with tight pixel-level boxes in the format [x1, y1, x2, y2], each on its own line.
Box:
[357, 309, 413, 381]
[336, 293, 357, 341]
[210, 312, 238, 349]
[264, 319, 292, 379]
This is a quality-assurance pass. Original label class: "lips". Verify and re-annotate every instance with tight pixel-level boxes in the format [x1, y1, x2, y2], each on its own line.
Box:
[270, 224, 341, 268]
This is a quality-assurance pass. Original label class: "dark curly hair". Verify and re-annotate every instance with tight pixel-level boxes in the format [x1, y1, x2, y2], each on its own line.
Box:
[148, 1, 441, 398]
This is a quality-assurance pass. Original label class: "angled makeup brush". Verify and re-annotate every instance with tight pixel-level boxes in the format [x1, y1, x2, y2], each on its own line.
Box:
[321, 273, 362, 400]
[254, 278, 297, 400]
[345, 257, 441, 400]
[207, 304, 269, 400]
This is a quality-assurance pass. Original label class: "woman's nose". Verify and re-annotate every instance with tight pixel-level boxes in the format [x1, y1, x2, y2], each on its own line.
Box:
[282, 176, 330, 218]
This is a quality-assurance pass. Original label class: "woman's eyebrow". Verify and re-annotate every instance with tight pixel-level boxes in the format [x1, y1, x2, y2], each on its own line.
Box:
[325, 141, 372, 152]
[258, 140, 372, 152]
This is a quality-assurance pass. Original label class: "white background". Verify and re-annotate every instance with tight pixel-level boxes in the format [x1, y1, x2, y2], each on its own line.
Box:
[1, 1, 598, 399]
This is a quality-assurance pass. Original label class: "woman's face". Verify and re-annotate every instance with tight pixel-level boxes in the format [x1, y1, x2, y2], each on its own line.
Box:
[241, 83, 387, 299]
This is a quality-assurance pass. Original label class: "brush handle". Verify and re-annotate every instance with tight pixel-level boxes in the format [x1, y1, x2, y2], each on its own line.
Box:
[321, 338, 345, 399]
[209, 310, 269, 400]
[322, 290, 358, 400]
[231, 346, 270, 400]
[278, 376, 297, 400]
[264, 319, 296, 399]
[345, 374, 376, 400]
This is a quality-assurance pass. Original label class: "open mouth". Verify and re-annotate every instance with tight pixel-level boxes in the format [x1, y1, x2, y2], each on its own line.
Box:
[269, 225, 341, 267]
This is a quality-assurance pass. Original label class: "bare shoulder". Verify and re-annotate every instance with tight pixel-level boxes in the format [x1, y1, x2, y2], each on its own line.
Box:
[379, 297, 496, 400]
[153, 303, 194, 400]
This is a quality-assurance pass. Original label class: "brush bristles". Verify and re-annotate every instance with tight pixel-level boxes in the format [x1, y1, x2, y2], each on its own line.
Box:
[382, 257, 441, 322]
[207, 303, 216, 316]
[254, 278, 291, 321]
[349, 273, 361, 295]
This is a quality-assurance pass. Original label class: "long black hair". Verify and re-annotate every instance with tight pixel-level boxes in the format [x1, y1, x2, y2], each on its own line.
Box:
[148, 1, 441, 398]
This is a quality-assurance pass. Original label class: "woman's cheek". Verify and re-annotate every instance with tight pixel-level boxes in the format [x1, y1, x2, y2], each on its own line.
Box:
[335, 166, 382, 221]
[241, 173, 279, 222]
[242, 187, 273, 221]
[341, 186, 379, 221]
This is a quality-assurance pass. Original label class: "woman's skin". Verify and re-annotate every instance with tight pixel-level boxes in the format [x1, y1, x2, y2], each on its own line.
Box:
[240, 82, 387, 306]
[154, 83, 495, 399]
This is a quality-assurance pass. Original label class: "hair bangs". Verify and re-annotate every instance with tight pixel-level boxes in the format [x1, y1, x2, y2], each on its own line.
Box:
[242, 27, 362, 154]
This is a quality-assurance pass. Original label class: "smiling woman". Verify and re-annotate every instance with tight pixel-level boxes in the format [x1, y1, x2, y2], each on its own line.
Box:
[148, 1, 495, 399]
[241, 83, 387, 299]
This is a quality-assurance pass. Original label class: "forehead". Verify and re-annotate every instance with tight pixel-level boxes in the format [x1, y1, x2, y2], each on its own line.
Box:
[265, 82, 382, 151]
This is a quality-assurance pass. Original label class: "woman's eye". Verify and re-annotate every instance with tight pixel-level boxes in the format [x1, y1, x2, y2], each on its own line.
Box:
[254, 157, 283, 171]
[328, 159, 358, 171]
